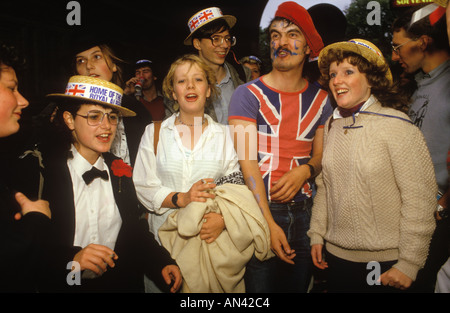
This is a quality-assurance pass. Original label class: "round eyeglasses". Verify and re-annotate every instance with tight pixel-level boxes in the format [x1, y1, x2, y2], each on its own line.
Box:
[208, 35, 236, 47]
[76, 110, 121, 126]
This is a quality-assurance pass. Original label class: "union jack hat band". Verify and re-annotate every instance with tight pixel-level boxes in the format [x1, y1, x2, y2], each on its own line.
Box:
[46, 75, 136, 117]
[318, 38, 393, 83]
[184, 7, 236, 45]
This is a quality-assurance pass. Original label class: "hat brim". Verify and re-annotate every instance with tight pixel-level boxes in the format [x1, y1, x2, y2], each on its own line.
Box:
[183, 15, 237, 45]
[319, 41, 393, 82]
[46, 94, 136, 117]
[319, 41, 384, 69]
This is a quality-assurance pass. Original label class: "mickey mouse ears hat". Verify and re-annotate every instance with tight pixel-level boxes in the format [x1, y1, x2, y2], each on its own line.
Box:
[46, 76, 136, 117]
[184, 7, 236, 45]
[274, 1, 324, 60]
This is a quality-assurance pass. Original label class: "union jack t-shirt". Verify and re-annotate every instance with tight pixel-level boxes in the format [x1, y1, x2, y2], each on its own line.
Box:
[228, 78, 333, 202]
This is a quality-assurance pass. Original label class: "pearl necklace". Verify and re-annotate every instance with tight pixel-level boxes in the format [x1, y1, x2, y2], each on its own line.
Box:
[177, 115, 206, 127]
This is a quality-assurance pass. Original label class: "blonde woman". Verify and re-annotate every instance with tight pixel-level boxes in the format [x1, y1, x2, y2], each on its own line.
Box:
[134, 55, 272, 292]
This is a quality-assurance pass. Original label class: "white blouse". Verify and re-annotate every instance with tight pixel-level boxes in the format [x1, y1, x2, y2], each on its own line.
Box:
[133, 114, 241, 241]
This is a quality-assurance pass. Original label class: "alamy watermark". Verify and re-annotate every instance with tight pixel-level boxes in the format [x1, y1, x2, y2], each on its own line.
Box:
[66, 1, 81, 26]
[66, 1, 385, 27]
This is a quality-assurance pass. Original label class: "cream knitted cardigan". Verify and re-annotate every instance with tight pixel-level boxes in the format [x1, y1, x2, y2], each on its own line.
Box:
[308, 99, 437, 280]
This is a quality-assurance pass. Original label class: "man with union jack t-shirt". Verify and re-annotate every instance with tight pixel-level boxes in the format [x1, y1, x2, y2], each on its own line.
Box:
[229, 1, 332, 293]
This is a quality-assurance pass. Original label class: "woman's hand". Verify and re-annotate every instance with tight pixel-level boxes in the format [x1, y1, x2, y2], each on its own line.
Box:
[200, 212, 225, 243]
[311, 244, 328, 269]
[161, 265, 182, 293]
[14, 192, 51, 220]
[178, 179, 216, 208]
[73, 244, 118, 275]
[379, 268, 413, 290]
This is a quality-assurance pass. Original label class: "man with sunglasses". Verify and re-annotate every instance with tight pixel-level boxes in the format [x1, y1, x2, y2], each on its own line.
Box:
[392, 5, 450, 293]
[183, 7, 248, 124]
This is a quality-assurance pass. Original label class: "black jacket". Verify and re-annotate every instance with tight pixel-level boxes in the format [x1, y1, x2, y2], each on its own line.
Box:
[37, 151, 175, 292]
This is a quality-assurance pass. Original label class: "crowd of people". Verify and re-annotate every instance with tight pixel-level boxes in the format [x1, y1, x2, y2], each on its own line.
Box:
[0, 1, 449, 294]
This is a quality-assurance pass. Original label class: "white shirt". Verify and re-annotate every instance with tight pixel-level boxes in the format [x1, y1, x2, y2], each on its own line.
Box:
[332, 94, 377, 120]
[133, 114, 240, 242]
[67, 145, 122, 250]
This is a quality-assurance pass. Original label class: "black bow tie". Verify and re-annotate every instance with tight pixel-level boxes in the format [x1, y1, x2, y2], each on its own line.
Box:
[82, 167, 109, 185]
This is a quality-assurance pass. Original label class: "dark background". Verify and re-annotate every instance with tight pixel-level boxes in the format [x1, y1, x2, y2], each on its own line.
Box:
[1, 0, 268, 117]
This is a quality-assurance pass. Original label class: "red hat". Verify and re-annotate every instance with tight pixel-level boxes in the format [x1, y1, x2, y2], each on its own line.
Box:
[275, 1, 324, 60]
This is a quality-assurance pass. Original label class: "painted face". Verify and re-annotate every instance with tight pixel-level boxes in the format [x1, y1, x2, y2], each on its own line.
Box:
[269, 20, 311, 71]
[172, 62, 211, 115]
[0, 66, 29, 137]
[329, 59, 371, 110]
[65, 104, 117, 164]
[75, 46, 117, 81]
[135, 66, 156, 90]
[243, 63, 261, 80]
[391, 29, 423, 74]
[194, 29, 231, 68]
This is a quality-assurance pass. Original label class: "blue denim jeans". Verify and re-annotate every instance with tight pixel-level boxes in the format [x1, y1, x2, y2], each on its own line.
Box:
[244, 199, 313, 293]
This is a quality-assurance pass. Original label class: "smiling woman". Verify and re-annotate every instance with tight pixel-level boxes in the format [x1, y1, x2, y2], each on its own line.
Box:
[10, 74, 183, 293]
[308, 39, 438, 293]
[0, 62, 29, 137]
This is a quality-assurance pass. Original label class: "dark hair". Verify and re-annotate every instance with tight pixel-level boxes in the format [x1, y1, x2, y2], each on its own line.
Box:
[392, 5, 450, 53]
[72, 44, 125, 86]
[51, 101, 82, 151]
[266, 17, 294, 38]
[319, 49, 410, 113]
[0, 43, 25, 74]
[192, 19, 231, 40]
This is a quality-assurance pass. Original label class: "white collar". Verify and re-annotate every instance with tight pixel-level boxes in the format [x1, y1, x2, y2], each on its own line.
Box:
[69, 145, 106, 176]
[332, 94, 377, 120]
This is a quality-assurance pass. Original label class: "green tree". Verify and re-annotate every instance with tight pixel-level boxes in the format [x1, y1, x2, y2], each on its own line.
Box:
[345, 0, 396, 59]
[259, 26, 272, 74]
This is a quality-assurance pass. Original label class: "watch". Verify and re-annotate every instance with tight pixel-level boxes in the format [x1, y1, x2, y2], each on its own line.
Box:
[306, 163, 315, 178]
[172, 192, 180, 208]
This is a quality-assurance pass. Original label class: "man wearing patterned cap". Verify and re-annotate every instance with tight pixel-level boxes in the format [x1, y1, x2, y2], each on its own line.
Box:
[229, 1, 333, 292]
[183, 7, 248, 124]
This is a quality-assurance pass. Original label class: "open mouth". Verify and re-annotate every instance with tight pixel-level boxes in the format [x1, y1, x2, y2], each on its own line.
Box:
[216, 51, 227, 58]
[274, 48, 292, 58]
[336, 89, 349, 96]
[185, 93, 198, 102]
[97, 133, 112, 142]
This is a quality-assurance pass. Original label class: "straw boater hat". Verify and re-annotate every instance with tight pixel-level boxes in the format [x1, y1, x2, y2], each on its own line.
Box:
[318, 38, 393, 83]
[47, 75, 136, 117]
[184, 7, 236, 45]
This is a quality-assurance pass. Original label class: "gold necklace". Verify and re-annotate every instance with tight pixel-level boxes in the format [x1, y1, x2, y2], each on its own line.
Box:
[177, 115, 206, 127]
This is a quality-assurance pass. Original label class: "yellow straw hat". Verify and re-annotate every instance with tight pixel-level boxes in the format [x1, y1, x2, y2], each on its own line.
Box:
[46, 75, 136, 117]
[318, 38, 393, 83]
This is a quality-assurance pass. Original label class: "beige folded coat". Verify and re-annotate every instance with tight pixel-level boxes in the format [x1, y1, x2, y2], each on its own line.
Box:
[159, 183, 274, 293]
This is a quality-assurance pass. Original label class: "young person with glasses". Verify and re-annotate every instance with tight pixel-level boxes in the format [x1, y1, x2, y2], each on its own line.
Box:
[391, 4, 450, 293]
[12, 75, 182, 293]
[180, 7, 248, 125]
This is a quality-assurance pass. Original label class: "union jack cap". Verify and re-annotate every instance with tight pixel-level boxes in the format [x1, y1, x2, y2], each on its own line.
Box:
[184, 7, 236, 45]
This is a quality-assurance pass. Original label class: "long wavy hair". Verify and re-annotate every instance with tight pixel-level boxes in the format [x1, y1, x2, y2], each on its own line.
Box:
[319, 49, 410, 113]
